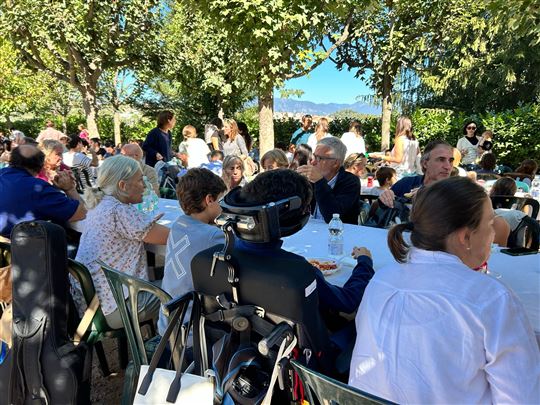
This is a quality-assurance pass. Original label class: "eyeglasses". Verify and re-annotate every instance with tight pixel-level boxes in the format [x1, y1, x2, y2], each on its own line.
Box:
[312, 154, 337, 162]
[467, 126, 477, 130]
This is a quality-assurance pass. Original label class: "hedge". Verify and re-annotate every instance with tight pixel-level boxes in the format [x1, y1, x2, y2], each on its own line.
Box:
[3, 103, 539, 168]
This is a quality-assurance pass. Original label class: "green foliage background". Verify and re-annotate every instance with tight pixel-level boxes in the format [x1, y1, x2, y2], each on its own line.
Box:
[3, 103, 538, 169]
[235, 104, 539, 168]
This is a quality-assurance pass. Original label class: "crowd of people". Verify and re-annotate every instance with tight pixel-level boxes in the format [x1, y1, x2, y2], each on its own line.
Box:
[0, 110, 539, 403]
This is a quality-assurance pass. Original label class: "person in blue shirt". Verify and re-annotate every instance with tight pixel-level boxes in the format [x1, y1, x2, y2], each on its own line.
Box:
[290, 114, 313, 146]
[228, 169, 374, 316]
[0, 145, 86, 239]
[379, 139, 454, 207]
[158, 168, 227, 335]
[200, 150, 224, 176]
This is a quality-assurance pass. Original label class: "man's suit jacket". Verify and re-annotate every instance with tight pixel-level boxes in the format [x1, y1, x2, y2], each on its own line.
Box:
[310, 167, 360, 224]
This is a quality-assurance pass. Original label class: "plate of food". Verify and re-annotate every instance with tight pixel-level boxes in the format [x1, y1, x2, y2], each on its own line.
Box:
[308, 258, 341, 276]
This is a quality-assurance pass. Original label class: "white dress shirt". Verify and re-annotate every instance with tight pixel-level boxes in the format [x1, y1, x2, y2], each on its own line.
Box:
[341, 132, 366, 157]
[349, 248, 540, 404]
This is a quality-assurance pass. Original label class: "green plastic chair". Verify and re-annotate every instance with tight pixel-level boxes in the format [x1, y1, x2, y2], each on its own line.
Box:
[67, 259, 128, 376]
[290, 360, 396, 405]
[99, 260, 172, 405]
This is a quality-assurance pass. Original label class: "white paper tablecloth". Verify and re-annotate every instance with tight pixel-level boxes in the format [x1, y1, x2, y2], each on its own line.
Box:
[283, 219, 540, 342]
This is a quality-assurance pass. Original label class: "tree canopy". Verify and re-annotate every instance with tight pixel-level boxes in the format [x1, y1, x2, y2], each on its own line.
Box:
[0, 0, 166, 137]
[177, 0, 353, 154]
[0, 0, 538, 153]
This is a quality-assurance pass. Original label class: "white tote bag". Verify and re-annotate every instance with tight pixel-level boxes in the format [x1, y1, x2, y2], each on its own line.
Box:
[134, 292, 213, 405]
[134, 365, 213, 405]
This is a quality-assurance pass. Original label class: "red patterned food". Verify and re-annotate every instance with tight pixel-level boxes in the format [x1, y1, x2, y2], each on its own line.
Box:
[308, 259, 338, 272]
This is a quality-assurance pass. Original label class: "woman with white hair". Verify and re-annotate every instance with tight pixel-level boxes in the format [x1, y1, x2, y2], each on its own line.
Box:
[72, 155, 169, 328]
[36, 139, 68, 184]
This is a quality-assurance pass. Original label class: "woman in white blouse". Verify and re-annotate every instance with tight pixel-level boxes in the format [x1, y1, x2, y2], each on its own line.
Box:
[307, 117, 332, 151]
[349, 176, 539, 403]
[456, 120, 482, 165]
[72, 155, 169, 329]
[341, 120, 366, 157]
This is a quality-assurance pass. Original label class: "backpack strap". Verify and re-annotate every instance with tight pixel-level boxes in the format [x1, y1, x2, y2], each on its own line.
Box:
[261, 335, 297, 405]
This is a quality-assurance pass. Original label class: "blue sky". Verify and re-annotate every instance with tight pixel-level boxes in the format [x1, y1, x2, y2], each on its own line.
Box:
[276, 58, 374, 104]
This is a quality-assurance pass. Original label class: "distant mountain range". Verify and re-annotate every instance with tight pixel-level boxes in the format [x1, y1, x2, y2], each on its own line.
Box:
[274, 98, 381, 116]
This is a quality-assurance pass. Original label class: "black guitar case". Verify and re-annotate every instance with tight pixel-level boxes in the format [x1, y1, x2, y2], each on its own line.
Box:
[0, 221, 90, 405]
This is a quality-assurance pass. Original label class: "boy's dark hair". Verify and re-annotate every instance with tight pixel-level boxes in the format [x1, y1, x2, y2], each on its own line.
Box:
[375, 166, 396, 187]
[479, 153, 496, 171]
[68, 134, 82, 150]
[177, 168, 227, 214]
[90, 137, 101, 145]
[238, 169, 312, 217]
[10, 145, 45, 174]
[104, 140, 115, 148]
[157, 110, 174, 129]
[210, 150, 224, 160]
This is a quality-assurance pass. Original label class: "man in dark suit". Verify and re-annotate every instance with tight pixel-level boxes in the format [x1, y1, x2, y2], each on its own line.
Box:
[142, 110, 176, 167]
[297, 137, 360, 224]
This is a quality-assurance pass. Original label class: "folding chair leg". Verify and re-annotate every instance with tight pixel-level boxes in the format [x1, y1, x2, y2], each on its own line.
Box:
[122, 362, 139, 405]
[94, 341, 111, 376]
[118, 335, 129, 369]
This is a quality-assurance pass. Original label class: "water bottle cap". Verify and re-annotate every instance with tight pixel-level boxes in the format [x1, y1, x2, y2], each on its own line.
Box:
[332, 213, 340, 218]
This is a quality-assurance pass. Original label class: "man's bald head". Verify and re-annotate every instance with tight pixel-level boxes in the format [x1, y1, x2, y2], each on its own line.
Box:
[10, 144, 45, 174]
[121, 143, 143, 162]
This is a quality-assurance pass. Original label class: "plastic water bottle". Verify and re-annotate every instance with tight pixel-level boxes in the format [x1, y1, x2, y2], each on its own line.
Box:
[137, 176, 159, 213]
[328, 213, 344, 257]
[531, 177, 540, 200]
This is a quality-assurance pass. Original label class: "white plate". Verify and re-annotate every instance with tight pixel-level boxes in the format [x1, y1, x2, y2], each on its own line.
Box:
[307, 257, 341, 276]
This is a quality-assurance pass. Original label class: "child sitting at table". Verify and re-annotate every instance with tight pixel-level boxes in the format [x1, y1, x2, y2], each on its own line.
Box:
[158, 168, 227, 335]
[366, 166, 397, 196]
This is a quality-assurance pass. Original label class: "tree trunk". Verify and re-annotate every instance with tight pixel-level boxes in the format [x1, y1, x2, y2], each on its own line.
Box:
[258, 90, 274, 157]
[81, 90, 99, 138]
[380, 73, 393, 152]
[113, 109, 121, 145]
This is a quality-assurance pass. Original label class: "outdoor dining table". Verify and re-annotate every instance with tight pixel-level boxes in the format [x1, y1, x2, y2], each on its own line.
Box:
[282, 218, 540, 346]
[75, 198, 540, 345]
